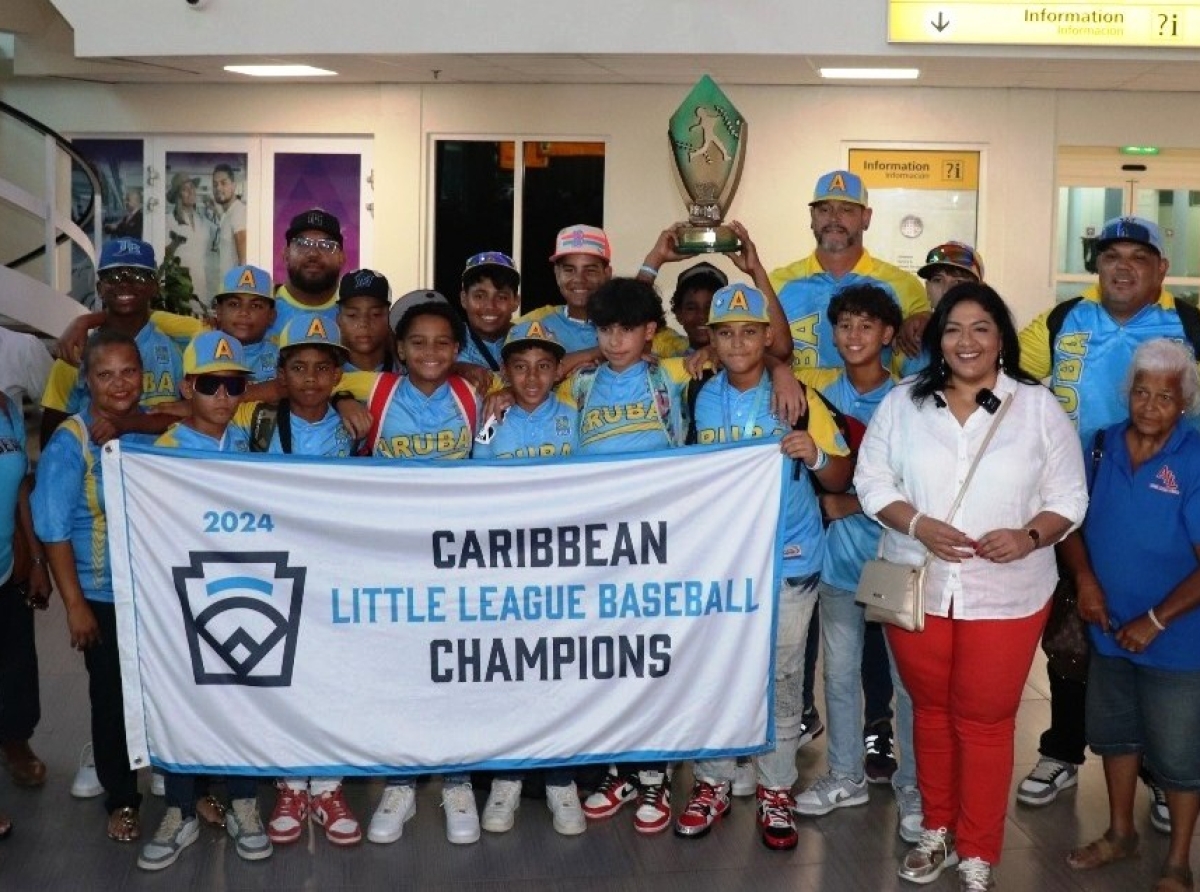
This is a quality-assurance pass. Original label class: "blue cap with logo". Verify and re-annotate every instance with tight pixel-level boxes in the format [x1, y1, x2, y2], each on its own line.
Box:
[1096, 216, 1165, 255]
[502, 318, 565, 360]
[98, 238, 157, 272]
[463, 251, 520, 287]
[183, 331, 250, 375]
[277, 312, 349, 357]
[707, 284, 771, 326]
[338, 268, 392, 305]
[810, 170, 868, 207]
[215, 264, 274, 302]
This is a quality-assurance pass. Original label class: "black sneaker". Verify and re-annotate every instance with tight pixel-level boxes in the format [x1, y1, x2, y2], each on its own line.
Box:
[864, 721, 897, 784]
[798, 709, 824, 749]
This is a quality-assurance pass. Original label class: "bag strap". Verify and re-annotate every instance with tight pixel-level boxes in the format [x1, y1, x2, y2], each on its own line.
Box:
[466, 328, 501, 372]
[446, 375, 479, 436]
[361, 372, 404, 456]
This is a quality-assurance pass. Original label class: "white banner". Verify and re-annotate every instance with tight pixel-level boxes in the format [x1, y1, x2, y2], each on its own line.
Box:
[103, 441, 786, 776]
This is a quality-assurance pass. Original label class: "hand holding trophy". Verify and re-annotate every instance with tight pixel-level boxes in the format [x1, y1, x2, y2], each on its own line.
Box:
[668, 76, 747, 255]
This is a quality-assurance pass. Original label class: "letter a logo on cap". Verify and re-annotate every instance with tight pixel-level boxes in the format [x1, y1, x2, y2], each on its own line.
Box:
[213, 336, 235, 360]
[728, 289, 750, 312]
[237, 267, 257, 290]
[306, 317, 328, 340]
[829, 173, 847, 194]
[527, 321, 547, 340]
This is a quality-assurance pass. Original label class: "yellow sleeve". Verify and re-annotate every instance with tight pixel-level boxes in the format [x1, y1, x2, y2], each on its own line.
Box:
[895, 274, 930, 321]
[232, 402, 257, 429]
[796, 367, 841, 391]
[40, 360, 79, 413]
[555, 374, 576, 405]
[652, 328, 690, 359]
[514, 305, 557, 325]
[804, 385, 850, 457]
[659, 357, 694, 386]
[1018, 309, 1053, 380]
[340, 370, 381, 401]
[150, 311, 205, 340]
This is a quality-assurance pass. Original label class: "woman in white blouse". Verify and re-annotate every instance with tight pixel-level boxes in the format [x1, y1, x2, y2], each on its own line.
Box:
[855, 282, 1088, 892]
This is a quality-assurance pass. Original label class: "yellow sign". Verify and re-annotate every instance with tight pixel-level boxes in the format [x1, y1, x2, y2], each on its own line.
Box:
[849, 150, 980, 190]
[889, 1, 1197, 47]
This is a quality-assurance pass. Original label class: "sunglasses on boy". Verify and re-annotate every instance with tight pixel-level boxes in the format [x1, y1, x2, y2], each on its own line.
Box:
[192, 374, 248, 397]
[99, 268, 156, 287]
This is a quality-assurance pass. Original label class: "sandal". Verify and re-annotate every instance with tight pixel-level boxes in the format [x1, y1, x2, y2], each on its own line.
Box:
[1067, 829, 1139, 869]
[1155, 864, 1195, 892]
[196, 794, 227, 828]
[106, 806, 140, 843]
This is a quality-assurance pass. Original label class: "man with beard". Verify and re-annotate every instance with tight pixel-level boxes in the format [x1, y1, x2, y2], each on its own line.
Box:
[768, 170, 927, 372]
[268, 210, 347, 340]
[211, 164, 247, 275]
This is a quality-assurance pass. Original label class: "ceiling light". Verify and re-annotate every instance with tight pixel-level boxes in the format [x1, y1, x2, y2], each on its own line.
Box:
[224, 65, 337, 78]
[818, 68, 920, 80]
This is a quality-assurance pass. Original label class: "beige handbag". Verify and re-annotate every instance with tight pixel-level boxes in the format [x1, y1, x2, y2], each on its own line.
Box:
[855, 395, 1011, 631]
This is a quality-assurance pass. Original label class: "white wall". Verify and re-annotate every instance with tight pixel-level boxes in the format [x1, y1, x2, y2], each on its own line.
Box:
[6, 79, 1200, 326]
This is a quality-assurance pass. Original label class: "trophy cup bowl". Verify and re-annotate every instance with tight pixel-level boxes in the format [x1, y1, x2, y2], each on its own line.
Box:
[668, 76, 747, 255]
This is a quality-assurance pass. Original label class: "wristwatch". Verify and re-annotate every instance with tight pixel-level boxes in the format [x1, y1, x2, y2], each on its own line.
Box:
[1025, 528, 1040, 548]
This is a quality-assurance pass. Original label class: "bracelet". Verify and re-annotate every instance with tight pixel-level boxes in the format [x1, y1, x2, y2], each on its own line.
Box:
[331, 390, 356, 406]
[805, 447, 828, 472]
[31, 556, 46, 567]
[638, 264, 659, 279]
[907, 512, 926, 538]
[1147, 607, 1167, 632]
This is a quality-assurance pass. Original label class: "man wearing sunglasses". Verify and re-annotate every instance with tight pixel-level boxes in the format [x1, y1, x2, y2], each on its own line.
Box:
[40, 238, 184, 448]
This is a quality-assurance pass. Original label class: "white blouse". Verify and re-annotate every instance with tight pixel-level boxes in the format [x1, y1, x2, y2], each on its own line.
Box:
[855, 373, 1089, 620]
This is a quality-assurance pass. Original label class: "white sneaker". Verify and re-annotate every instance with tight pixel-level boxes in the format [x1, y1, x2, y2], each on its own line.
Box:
[546, 783, 586, 836]
[957, 856, 994, 891]
[732, 760, 757, 797]
[1016, 758, 1077, 807]
[151, 771, 166, 797]
[70, 742, 103, 799]
[895, 784, 924, 844]
[442, 782, 480, 844]
[481, 779, 522, 833]
[792, 771, 868, 816]
[367, 784, 416, 844]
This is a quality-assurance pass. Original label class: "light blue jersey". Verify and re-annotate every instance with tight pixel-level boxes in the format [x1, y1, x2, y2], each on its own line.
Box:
[571, 359, 690, 456]
[374, 377, 479, 461]
[0, 398, 28, 584]
[54, 322, 183, 416]
[458, 333, 504, 371]
[474, 395, 578, 460]
[267, 287, 339, 342]
[242, 339, 280, 384]
[265, 406, 353, 457]
[156, 421, 250, 453]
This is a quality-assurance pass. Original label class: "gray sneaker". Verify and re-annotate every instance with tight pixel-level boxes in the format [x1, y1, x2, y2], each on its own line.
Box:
[899, 826, 959, 884]
[137, 807, 199, 871]
[226, 797, 273, 861]
[792, 771, 868, 816]
[894, 784, 924, 844]
[1016, 757, 1077, 806]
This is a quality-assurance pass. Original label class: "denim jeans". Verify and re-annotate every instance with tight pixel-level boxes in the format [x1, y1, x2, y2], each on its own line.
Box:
[696, 574, 818, 789]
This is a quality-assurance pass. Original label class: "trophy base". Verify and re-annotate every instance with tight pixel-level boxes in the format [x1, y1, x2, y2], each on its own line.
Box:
[676, 225, 742, 255]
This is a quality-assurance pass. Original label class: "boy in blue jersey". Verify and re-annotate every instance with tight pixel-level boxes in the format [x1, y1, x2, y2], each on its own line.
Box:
[337, 268, 399, 373]
[456, 252, 521, 376]
[470, 321, 584, 836]
[33, 331, 155, 845]
[211, 264, 279, 383]
[791, 284, 923, 844]
[139, 332, 270, 869]
[676, 284, 851, 850]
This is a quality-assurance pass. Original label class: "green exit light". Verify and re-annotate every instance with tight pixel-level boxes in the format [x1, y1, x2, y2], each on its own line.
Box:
[1120, 146, 1160, 156]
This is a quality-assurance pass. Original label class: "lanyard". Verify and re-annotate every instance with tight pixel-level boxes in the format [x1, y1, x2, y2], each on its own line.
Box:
[723, 371, 769, 440]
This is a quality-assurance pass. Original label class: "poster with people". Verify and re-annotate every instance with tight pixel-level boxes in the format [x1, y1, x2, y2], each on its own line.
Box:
[70, 138, 145, 309]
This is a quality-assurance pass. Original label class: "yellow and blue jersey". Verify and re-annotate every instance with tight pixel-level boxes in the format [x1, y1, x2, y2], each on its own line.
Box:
[458, 333, 504, 371]
[768, 250, 928, 370]
[565, 358, 691, 455]
[42, 321, 184, 415]
[155, 420, 250, 453]
[474, 395, 578, 460]
[243, 339, 280, 384]
[693, 371, 847, 578]
[342, 372, 479, 461]
[518, 305, 690, 359]
[0, 398, 28, 584]
[268, 286, 338, 341]
[245, 402, 353, 457]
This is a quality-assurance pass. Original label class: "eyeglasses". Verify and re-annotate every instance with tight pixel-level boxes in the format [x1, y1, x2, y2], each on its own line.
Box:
[290, 236, 341, 255]
[99, 268, 156, 287]
[192, 374, 248, 397]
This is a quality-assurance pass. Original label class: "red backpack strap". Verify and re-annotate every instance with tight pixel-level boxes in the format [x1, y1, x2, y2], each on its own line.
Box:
[446, 375, 479, 436]
[360, 372, 403, 456]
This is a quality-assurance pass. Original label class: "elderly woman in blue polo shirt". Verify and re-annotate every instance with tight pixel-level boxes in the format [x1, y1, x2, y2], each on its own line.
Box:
[1065, 338, 1200, 892]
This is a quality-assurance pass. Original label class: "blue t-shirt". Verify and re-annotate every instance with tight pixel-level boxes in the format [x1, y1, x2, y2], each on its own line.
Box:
[243, 339, 280, 384]
[572, 360, 689, 456]
[1085, 421, 1200, 671]
[474, 395, 578, 460]
[0, 398, 27, 584]
[264, 406, 353, 457]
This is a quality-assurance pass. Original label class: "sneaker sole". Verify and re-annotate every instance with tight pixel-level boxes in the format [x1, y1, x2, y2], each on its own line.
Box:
[366, 801, 416, 845]
[898, 850, 959, 884]
[447, 828, 481, 845]
[761, 831, 798, 851]
[267, 821, 306, 845]
[233, 842, 273, 861]
[551, 815, 587, 836]
[634, 818, 671, 835]
[793, 791, 869, 816]
[312, 814, 362, 846]
[581, 797, 636, 820]
[481, 811, 517, 834]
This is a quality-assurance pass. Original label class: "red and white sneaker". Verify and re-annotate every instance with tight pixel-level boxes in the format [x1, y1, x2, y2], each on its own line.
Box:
[674, 779, 731, 838]
[267, 783, 309, 845]
[311, 787, 363, 846]
[757, 785, 798, 850]
[582, 769, 639, 820]
[633, 772, 671, 835]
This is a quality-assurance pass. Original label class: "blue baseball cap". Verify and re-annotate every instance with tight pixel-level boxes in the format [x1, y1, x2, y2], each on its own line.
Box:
[810, 170, 868, 207]
[707, 284, 770, 326]
[215, 264, 274, 302]
[502, 318, 565, 360]
[338, 268, 392, 305]
[1096, 216, 1165, 255]
[277, 313, 349, 357]
[98, 238, 157, 272]
[183, 331, 250, 375]
[463, 251, 520, 287]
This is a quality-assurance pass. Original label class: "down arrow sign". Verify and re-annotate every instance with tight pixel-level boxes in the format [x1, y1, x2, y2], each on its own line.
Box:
[932, 12, 950, 32]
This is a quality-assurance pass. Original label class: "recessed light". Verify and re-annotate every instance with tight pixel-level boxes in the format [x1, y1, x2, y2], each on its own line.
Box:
[818, 68, 920, 80]
[224, 65, 337, 78]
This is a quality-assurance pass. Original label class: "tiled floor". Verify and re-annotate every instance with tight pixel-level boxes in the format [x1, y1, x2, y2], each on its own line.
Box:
[0, 616, 1192, 891]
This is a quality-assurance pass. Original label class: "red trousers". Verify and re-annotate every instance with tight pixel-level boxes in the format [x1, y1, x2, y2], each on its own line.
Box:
[886, 602, 1049, 864]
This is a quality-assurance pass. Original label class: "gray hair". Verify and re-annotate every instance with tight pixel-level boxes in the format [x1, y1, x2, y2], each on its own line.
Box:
[1125, 337, 1200, 415]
